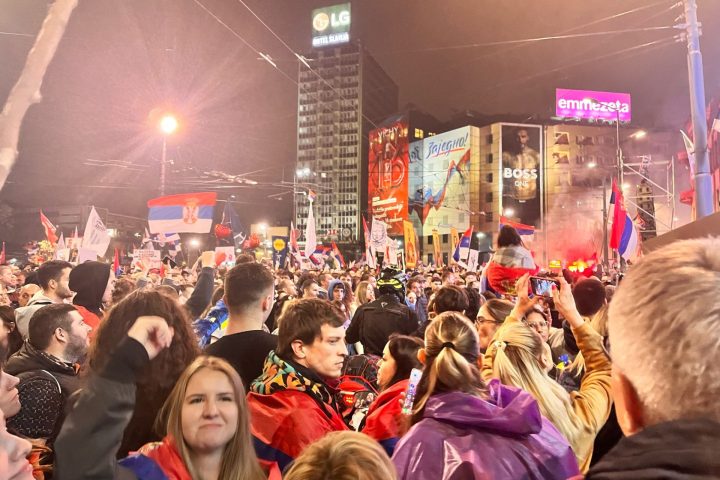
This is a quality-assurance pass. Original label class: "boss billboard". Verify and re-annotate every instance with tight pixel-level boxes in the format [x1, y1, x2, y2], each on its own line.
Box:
[500, 124, 543, 228]
[312, 3, 351, 48]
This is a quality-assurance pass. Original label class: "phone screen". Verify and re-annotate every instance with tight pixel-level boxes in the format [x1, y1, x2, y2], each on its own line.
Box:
[530, 277, 558, 297]
[401, 368, 423, 415]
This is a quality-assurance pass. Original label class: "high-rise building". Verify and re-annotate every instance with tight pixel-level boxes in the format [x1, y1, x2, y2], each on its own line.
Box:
[294, 43, 398, 248]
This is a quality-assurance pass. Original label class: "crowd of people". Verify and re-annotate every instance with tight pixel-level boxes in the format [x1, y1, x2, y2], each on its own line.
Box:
[0, 226, 718, 479]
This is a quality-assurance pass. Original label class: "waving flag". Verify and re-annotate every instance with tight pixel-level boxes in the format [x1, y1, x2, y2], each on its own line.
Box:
[500, 216, 535, 238]
[82, 206, 111, 257]
[221, 202, 247, 250]
[362, 216, 376, 269]
[148, 192, 217, 234]
[40, 210, 58, 245]
[331, 241, 346, 268]
[609, 179, 639, 260]
[452, 226, 473, 263]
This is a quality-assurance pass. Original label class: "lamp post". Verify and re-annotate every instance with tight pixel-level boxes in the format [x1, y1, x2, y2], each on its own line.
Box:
[158, 114, 178, 196]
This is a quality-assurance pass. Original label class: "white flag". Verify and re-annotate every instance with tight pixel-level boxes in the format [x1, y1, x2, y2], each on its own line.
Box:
[304, 201, 317, 259]
[57, 233, 66, 251]
[82, 207, 111, 257]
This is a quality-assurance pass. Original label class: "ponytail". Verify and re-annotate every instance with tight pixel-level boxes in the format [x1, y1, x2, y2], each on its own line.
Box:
[412, 312, 487, 424]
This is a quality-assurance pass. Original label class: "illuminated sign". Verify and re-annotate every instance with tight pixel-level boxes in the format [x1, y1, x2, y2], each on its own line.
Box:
[312, 3, 351, 48]
[556, 88, 631, 122]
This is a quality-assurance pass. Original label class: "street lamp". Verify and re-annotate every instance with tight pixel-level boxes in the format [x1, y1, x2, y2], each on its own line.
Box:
[503, 208, 515, 217]
[158, 114, 178, 196]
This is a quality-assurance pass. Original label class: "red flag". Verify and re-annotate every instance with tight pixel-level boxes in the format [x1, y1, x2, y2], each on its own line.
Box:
[113, 247, 120, 276]
[40, 211, 58, 245]
[0, 242, 5, 264]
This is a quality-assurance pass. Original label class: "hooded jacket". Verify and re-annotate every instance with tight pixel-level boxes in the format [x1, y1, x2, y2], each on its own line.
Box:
[14, 292, 54, 339]
[362, 379, 408, 456]
[247, 351, 348, 471]
[586, 418, 720, 479]
[391, 380, 580, 480]
[69, 261, 111, 316]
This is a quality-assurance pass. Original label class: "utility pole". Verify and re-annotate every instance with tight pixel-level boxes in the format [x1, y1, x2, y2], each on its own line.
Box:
[681, 0, 713, 217]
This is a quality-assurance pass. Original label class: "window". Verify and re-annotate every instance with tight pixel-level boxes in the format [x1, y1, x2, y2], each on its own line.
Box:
[485, 212, 494, 223]
[414, 128, 424, 139]
[486, 192, 493, 202]
[427, 235, 433, 245]
[442, 234, 449, 244]
[486, 153, 493, 164]
[486, 173, 493, 183]
[486, 134, 493, 144]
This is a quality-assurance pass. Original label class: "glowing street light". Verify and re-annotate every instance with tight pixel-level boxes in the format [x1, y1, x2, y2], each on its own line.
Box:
[587, 162, 597, 169]
[189, 239, 200, 247]
[503, 208, 515, 217]
[159, 115, 178, 135]
[630, 130, 647, 140]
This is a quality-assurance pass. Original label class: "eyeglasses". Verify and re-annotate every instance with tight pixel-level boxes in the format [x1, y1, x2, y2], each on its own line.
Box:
[476, 316, 501, 325]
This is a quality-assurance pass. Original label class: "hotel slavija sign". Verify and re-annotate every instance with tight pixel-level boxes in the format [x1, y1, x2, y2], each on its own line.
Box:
[312, 3, 351, 47]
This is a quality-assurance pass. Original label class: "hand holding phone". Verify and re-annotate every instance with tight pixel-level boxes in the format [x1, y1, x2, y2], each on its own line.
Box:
[530, 276, 560, 297]
[401, 368, 423, 416]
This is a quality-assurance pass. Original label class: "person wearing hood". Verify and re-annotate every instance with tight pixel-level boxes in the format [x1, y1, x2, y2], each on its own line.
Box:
[69, 261, 115, 331]
[14, 260, 73, 339]
[247, 298, 348, 471]
[392, 311, 579, 479]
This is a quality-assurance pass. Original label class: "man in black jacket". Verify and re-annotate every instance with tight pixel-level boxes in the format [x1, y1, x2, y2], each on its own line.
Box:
[6, 304, 89, 444]
[586, 238, 720, 479]
[346, 268, 419, 356]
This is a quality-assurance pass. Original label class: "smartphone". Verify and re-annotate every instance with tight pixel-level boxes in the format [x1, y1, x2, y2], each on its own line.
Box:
[530, 276, 560, 297]
[401, 368, 423, 415]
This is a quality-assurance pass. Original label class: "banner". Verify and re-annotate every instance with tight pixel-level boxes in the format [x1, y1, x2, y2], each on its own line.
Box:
[272, 236, 289, 269]
[467, 249, 480, 272]
[368, 116, 409, 235]
[147, 192, 217, 234]
[432, 229, 442, 267]
[500, 124, 543, 228]
[449, 227, 459, 263]
[82, 206, 111, 257]
[132, 249, 162, 270]
[403, 220, 418, 269]
[370, 219, 388, 252]
[214, 246, 236, 267]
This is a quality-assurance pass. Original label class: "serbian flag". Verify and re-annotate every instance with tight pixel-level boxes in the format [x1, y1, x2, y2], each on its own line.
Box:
[113, 247, 121, 276]
[362, 216, 376, 269]
[500, 216, 535, 237]
[147, 192, 216, 234]
[331, 241, 346, 268]
[452, 226, 473, 263]
[609, 180, 639, 260]
[304, 201, 317, 259]
[40, 210, 58, 245]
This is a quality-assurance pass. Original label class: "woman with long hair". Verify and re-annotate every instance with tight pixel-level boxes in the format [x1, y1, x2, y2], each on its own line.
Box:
[362, 335, 422, 455]
[475, 298, 514, 352]
[351, 281, 375, 317]
[392, 311, 579, 479]
[88, 289, 200, 457]
[483, 274, 612, 472]
[55, 316, 273, 479]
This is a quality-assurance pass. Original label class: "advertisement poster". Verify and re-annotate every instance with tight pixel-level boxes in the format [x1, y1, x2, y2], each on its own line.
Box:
[403, 220, 418, 269]
[416, 127, 472, 236]
[555, 88, 631, 123]
[432, 229, 442, 267]
[500, 124, 543, 228]
[311, 3, 351, 48]
[368, 118, 409, 235]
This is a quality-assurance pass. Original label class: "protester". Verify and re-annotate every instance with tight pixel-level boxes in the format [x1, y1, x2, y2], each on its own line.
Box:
[0, 306, 23, 358]
[110, 277, 136, 305]
[483, 274, 612, 472]
[265, 278, 296, 332]
[392, 311, 579, 479]
[300, 278, 321, 299]
[346, 269, 419, 356]
[587, 238, 720, 478]
[407, 277, 428, 327]
[428, 285, 469, 317]
[0, 265, 15, 291]
[16, 284, 40, 308]
[6, 304, 90, 446]
[485, 225, 537, 295]
[284, 431, 397, 480]
[247, 298, 348, 470]
[362, 334, 422, 455]
[69, 260, 114, 330]
[14, 260, 73, 339]
[205, 262, 278, 389]
[351, 281, 374, 316]
[88, 290, 200, 457]
[55, 316, 269, 479]
[475, 298, 513, 352]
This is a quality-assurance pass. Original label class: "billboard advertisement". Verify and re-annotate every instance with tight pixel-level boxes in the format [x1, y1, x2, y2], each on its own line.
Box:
[500, 124, 543, 228]
[368, 119, 409, 236]
[555, 88, 631, 123]
[412, 127, 472, 236]
[312, 3, 351, 48]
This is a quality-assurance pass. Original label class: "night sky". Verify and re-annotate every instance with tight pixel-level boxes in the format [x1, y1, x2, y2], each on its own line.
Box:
[1, 0, 718, 228]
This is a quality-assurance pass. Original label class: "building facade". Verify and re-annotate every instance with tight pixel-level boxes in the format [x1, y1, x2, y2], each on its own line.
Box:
[294, 43, 398, 248]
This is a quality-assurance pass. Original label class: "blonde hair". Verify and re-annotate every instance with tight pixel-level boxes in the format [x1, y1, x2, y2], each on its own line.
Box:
[412, 312, 487, 423]
[283, 431, 397, 480]
[354, 281, 374, 305]
[488, 322, 588, 450]
[566, 304, 609, 378]
[157, 356, 265, 480]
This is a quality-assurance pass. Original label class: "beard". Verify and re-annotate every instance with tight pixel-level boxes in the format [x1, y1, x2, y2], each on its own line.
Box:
[64, 335, 88, 364]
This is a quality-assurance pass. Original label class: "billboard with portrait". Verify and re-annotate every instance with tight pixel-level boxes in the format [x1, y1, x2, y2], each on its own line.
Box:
[368, 118, 409, 236]
[500, 124, 543, 228]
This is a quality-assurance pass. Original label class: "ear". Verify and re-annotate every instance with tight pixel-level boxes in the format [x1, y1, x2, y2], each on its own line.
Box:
[417, 348, 427, 366]
[612, 367, 645, 436]
[54, 327, 67, 344]
[291, 339, 306, 360]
